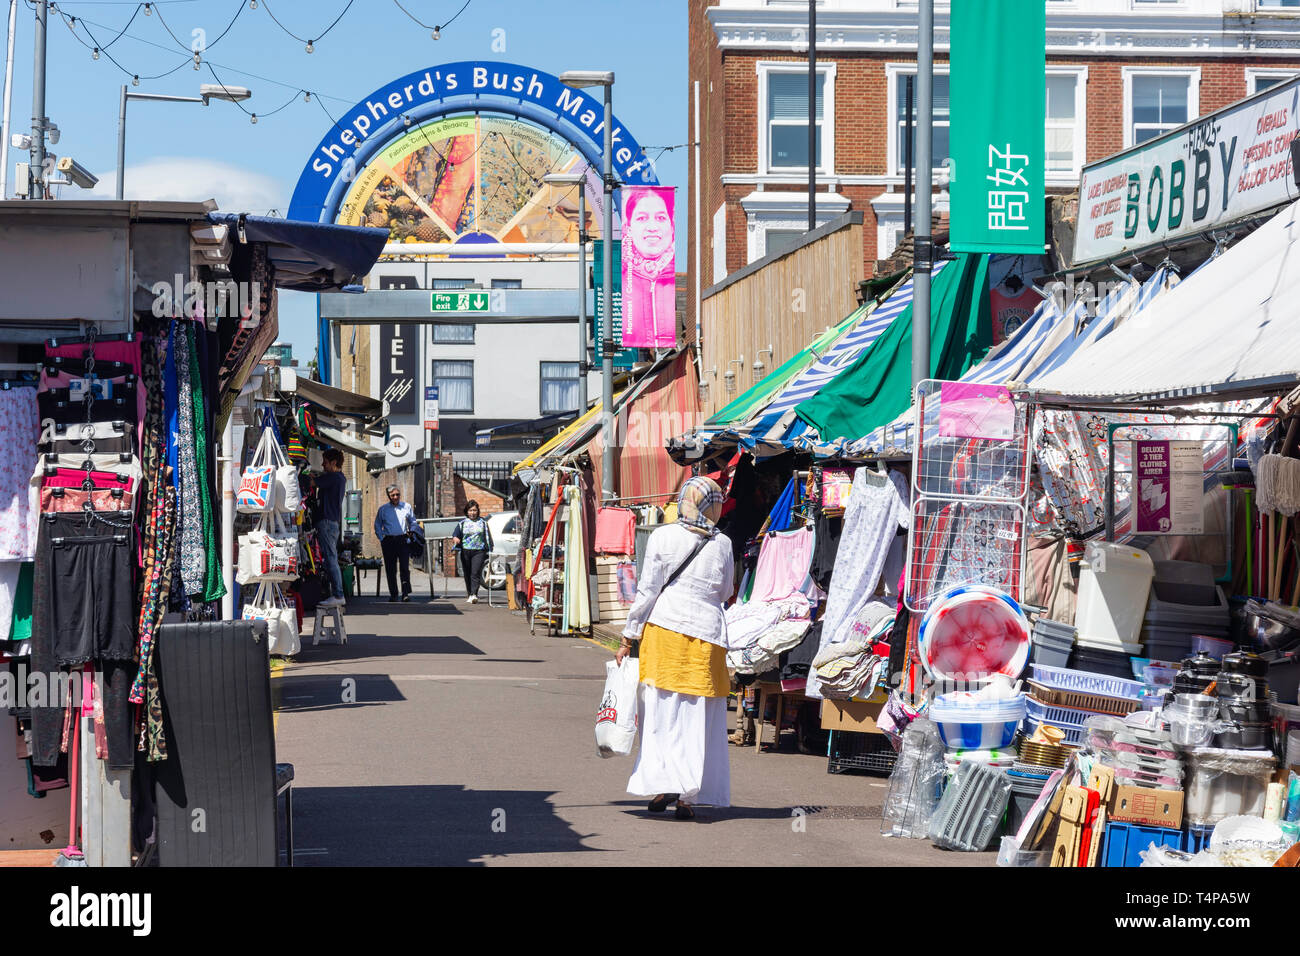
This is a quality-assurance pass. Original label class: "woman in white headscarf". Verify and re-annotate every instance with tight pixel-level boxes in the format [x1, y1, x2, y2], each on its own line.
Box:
[617, 476, 734, 819]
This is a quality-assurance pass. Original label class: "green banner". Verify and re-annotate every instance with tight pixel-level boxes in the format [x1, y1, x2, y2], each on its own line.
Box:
[949, 0, 1046, 255]
[592, 241, 638, 368]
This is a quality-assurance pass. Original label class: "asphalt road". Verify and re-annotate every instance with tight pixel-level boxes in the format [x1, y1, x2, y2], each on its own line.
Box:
[273, 581, 997, 867]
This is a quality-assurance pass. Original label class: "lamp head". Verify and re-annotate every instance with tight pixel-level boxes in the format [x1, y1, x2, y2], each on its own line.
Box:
[559, 71, 615, 89]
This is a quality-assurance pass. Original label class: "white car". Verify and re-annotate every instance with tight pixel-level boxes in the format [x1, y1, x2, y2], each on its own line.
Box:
[484, 511, 521, 590]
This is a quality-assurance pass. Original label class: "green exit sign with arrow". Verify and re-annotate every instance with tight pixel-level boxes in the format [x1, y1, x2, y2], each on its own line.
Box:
[430, 291, 490, 313]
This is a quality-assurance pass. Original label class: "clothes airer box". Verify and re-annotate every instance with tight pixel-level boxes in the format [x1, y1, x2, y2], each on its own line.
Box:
[1109, 784, 1184, 829]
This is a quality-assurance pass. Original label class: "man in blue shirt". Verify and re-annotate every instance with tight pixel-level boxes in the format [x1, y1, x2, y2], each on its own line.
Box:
[374, 484, 417, 602]
[316, 449, 347, 607]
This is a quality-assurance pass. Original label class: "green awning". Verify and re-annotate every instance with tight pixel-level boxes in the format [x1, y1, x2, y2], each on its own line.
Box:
[794, 253, 992, 443]
[705, 306, 866, 428]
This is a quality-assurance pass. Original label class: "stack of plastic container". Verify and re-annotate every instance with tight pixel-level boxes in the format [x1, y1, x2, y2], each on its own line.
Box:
[1142, 588, 1231, 663]
[1085, 716, 1184, 791]
[929, 691, 1026, 752]
[1023, 664, 1145, 746]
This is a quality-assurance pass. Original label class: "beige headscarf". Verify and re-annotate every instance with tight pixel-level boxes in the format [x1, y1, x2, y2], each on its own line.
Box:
[677, 476, 724, 537]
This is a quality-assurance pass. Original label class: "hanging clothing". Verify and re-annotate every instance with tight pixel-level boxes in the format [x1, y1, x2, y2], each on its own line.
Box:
[809, 512, 843, 592]
[186, 325, 224, 603]
[594, 506, 637, 555]
[806, 468, 910, 700]
[174, 325, 206, 598]
[0, 561, 21, 642]
[563, 485, 591, 631]
[762, 477, 799, 535]
[0, 388, 40, 561]
[747, 526, 815, 604]
[616, 562, 637, 605]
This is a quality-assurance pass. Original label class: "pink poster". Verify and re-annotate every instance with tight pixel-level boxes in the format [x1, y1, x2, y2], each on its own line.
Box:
[938, 382, 1016, 441]
[620, 185, 677, 348]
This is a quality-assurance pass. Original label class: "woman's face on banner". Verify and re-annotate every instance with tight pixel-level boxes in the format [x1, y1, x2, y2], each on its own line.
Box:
[628, 191, 673, 258]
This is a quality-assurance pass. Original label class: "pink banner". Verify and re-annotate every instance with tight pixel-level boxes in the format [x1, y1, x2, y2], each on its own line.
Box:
[620, 185, 677, 348]
[938, 382, 1016, 440]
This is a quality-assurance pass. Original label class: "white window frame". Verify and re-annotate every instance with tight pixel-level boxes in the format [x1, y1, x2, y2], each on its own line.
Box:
[1246, 68, 1298, 97]
[539, 361, 581, 416]
[1122, 67, 1200, 150]
[432, 359, 474, 414]
[885, 62, 950, 178]
[1045, 66, 1088, 185]
[756, 60, 836, 176]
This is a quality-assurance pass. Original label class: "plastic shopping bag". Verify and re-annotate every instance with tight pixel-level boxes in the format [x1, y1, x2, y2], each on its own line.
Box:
[595, 657, 640, 758]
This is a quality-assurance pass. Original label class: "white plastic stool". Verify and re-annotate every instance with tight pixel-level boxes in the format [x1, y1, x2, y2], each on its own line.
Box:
[312, 606, 348, 646]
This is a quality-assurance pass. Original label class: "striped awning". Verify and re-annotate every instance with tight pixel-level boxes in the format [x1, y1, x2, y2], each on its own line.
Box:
[733, 264, 946, 455]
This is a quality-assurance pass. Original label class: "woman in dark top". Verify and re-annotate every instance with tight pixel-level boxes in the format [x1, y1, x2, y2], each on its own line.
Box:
[452, 500, 493, 604]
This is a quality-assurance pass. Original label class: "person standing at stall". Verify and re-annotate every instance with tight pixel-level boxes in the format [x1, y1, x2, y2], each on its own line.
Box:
[374, 484, 417, 602]
[616, 476, 734, 820]
[451, 500, 493, 604]
[316, 448, 348, 608]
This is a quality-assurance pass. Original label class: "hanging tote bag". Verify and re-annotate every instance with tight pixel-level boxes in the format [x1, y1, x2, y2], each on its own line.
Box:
[236, 427, 277, 514]
[262, 424, 302, 513]
[241, 582, 300, 656]
[236, 511, 301, 584]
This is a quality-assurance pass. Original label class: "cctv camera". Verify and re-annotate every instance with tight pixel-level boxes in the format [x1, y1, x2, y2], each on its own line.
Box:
[47, 124, 60, 145]
[56, 156, 99, 189]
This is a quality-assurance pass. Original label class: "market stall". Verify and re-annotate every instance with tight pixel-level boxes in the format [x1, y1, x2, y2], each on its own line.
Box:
[0, 201, 386, 865]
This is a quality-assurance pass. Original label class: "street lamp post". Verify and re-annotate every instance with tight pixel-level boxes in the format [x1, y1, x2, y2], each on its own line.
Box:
[542, 170, 590, 412]
[116, 83, 252, 199]
[559, 71, 616, 502]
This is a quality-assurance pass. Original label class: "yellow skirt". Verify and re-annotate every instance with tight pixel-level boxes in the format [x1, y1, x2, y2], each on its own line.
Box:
[639, 623, 729, 698]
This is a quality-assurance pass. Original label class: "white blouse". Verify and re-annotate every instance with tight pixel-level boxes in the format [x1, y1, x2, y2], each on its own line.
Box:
[622, 522, 735, 648]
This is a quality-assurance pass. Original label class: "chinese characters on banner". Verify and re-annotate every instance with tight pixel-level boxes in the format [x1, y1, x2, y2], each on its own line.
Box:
[1134, 440, 1204, 535]
[620, 185, 678, 348]
[949, 0, 1046, 254]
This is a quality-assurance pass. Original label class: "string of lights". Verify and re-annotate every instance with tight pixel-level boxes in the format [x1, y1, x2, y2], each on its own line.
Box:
[257, 0, 356, 51]
[55, 6, 358, 105]
[391, 0, 472, 40]
[203, 61, 303, 123]
[150, 0, 244, 55]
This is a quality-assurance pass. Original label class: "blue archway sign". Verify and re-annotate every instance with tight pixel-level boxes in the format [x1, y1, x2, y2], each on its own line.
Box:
[287, 60, 659, 223]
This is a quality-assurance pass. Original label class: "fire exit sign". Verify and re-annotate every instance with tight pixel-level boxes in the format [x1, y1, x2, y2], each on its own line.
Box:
[430, 291, 490, 313]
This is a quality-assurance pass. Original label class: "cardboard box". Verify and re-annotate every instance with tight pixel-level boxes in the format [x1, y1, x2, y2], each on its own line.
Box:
[1110, 784, 1184, 829]
[820, 698, 885, 733]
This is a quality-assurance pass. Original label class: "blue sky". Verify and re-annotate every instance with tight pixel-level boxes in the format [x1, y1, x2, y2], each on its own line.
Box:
[0, 0, 688, 358]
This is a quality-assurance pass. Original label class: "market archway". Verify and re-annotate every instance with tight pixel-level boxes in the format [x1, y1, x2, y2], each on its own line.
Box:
[287, 60, 660, 232]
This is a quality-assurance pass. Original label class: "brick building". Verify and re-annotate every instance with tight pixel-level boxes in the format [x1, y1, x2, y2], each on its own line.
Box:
[687, 0, 1300, 325]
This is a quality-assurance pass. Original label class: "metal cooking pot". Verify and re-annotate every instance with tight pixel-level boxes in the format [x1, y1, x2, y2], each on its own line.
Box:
[1222, 650, 1269, 679]
[1242, 612, 1300, 652]
[1180, 651, 1221, 677]
[1215, 672, 1268, 701]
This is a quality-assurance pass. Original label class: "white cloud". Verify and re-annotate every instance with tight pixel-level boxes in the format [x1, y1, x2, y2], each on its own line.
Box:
[88, 156, 288, 215]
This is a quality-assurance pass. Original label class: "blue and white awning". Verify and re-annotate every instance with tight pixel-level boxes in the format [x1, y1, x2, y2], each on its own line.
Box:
[734, 264, 947, 455]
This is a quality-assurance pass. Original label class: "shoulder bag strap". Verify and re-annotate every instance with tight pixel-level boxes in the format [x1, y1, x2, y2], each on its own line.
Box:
[636, 535, 709, 636]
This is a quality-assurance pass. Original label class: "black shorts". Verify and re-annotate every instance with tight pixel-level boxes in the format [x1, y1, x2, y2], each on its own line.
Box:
[35, 511, 136, 665]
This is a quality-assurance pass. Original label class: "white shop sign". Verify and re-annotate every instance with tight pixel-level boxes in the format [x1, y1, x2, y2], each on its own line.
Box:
[1074, 77, 1300, 266]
